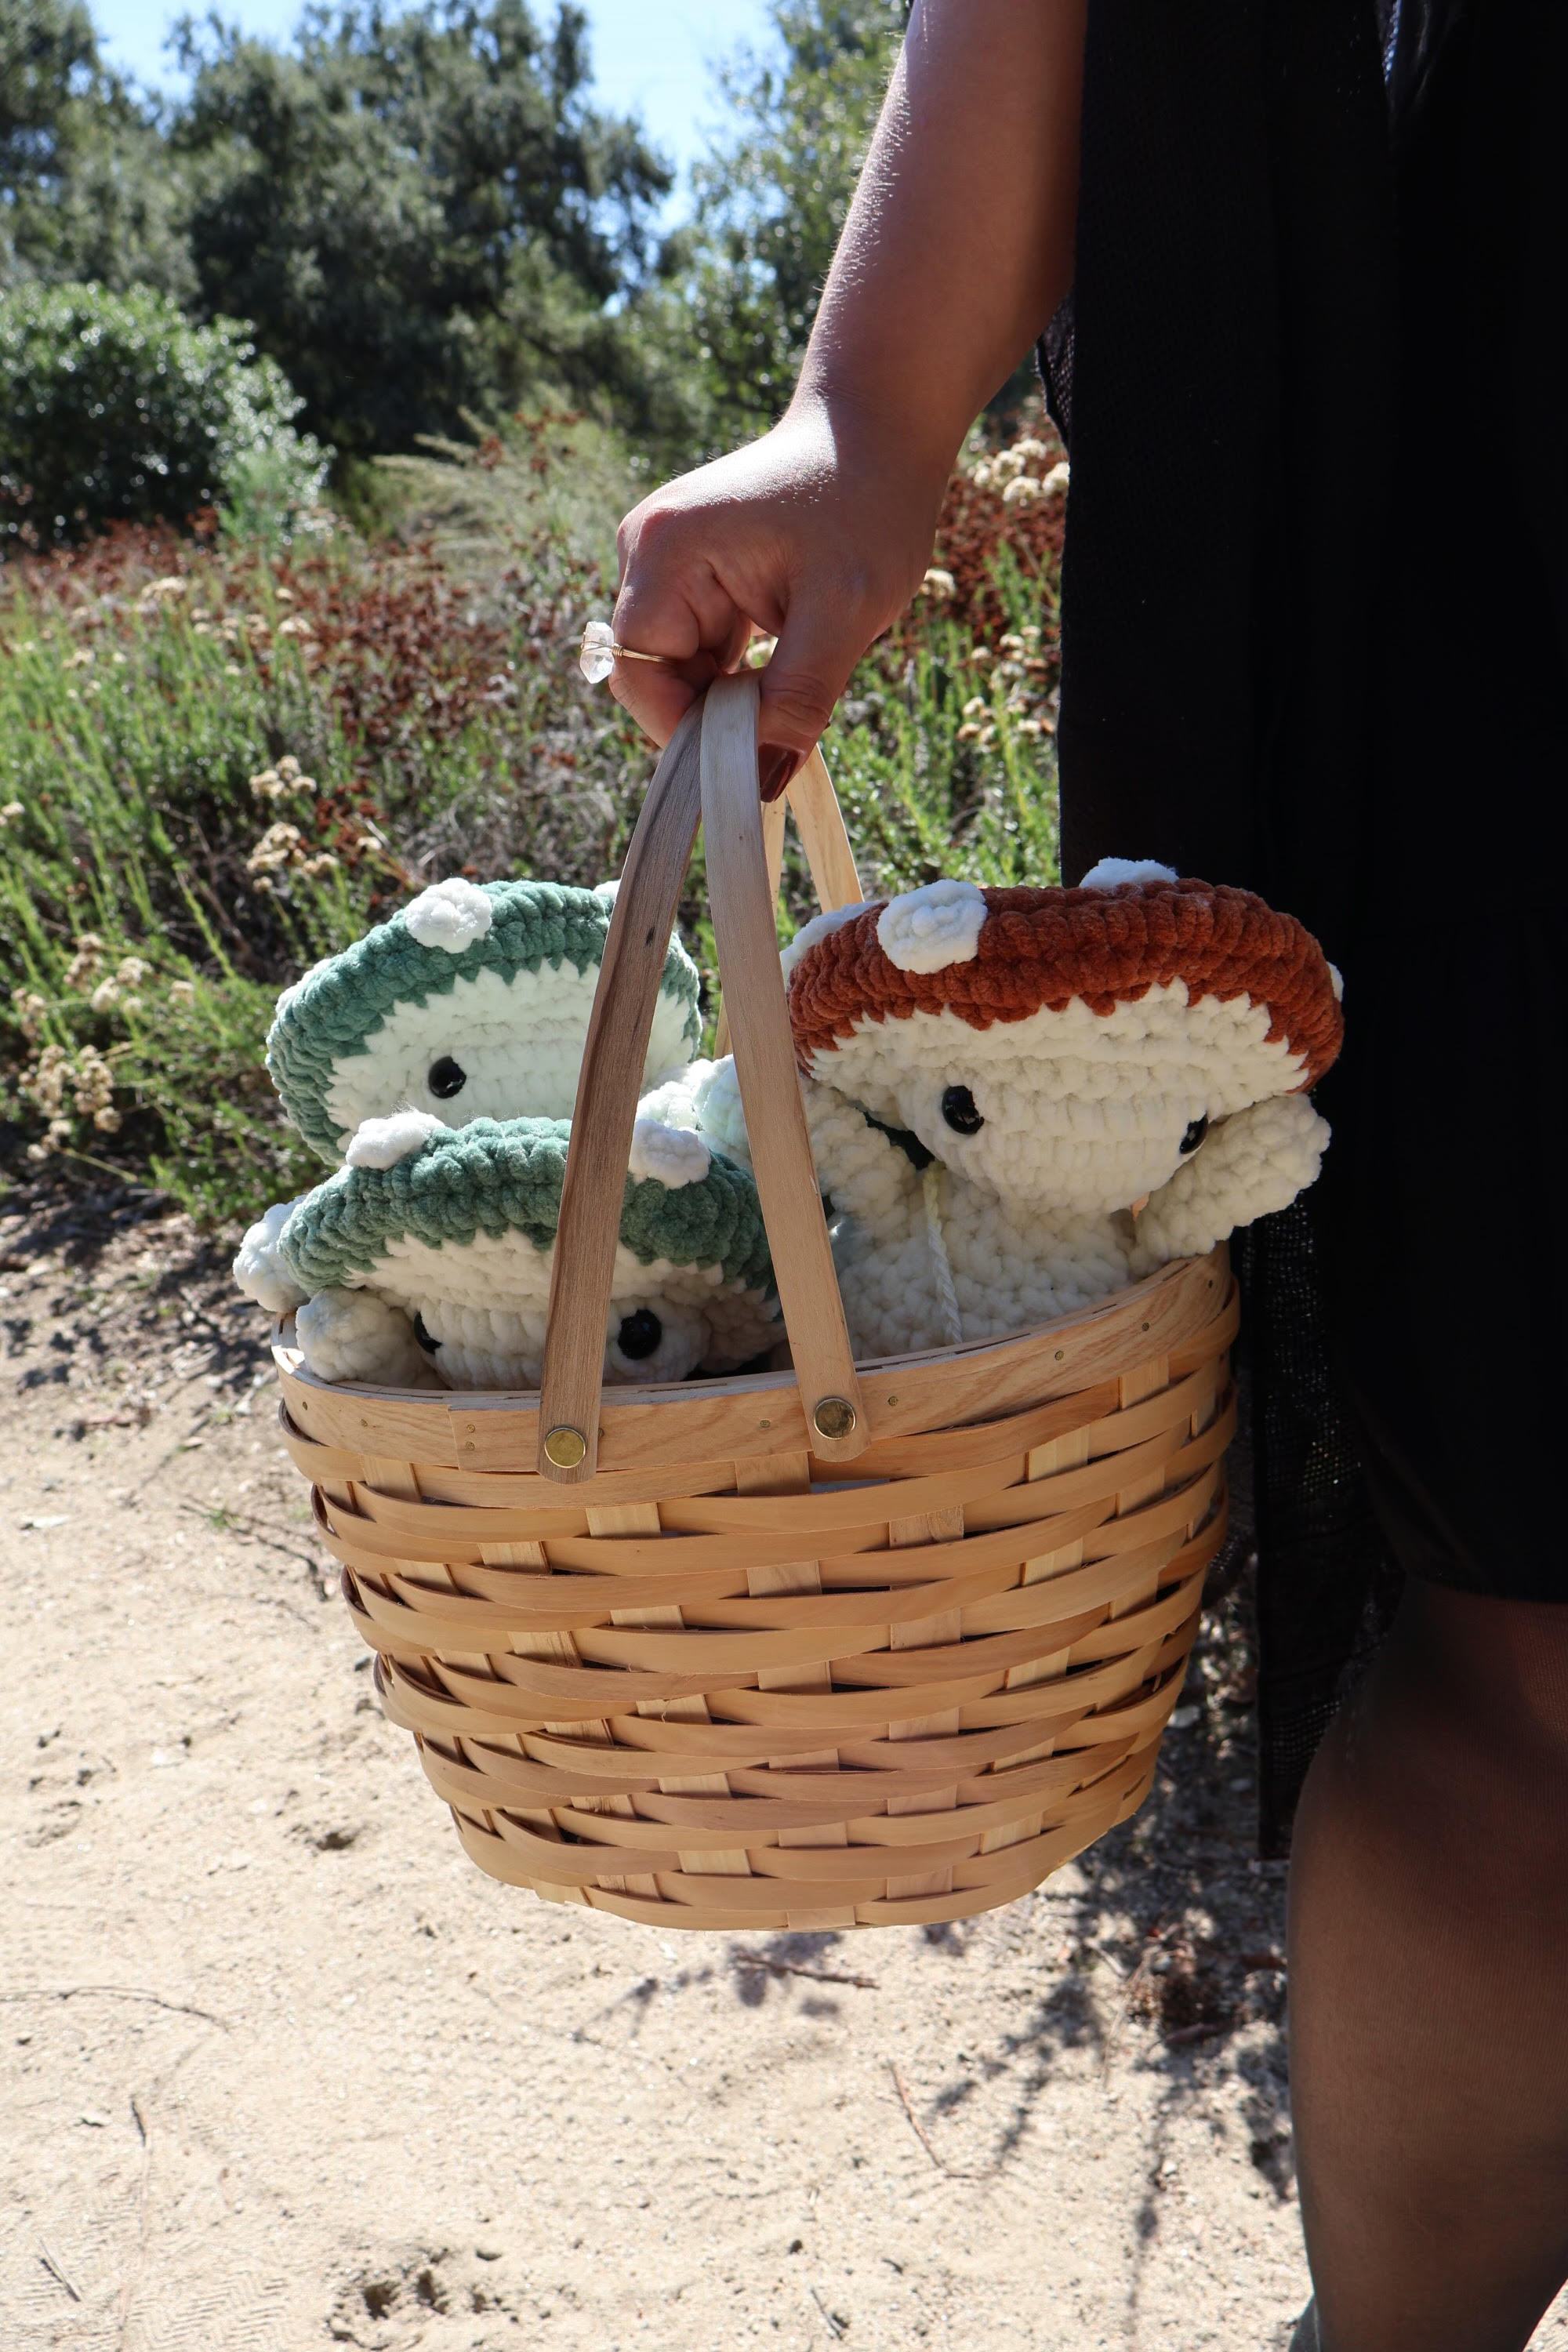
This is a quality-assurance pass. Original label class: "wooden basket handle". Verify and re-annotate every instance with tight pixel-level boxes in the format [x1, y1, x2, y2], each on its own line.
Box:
[537, 673, 869, 1481]
[712, 741, 866, 1053]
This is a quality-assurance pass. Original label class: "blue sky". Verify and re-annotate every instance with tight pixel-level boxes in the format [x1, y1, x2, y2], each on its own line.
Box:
[92, 0, 778, 190]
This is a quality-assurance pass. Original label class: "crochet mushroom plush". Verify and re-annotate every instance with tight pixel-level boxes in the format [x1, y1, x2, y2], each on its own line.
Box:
[760, 860, 1343, 1360]
[233, 875, 779, 1387]
[264, 1112, 778, 1388]
[264, 873, 699, 1161]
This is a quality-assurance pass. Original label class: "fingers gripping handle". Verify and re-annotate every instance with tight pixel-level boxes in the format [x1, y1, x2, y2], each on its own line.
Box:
[535, 677, 866, 1480]
[699, 674, 867, 1465]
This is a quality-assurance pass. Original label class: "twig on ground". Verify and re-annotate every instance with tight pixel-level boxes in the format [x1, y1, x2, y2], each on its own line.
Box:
[733, 1953, 879, 1991]
[38, 2241, 82, 2302]
[887, 2061, 993, 2183]
[67, 1406, 153, 1435]
[0, 1986, 227, 2028]
[809, 2285, 848, 2339]
[118, 2095, 154, 2347]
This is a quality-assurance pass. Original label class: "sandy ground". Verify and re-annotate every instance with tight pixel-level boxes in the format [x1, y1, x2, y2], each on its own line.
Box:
[2, 1187, 1565, 2352]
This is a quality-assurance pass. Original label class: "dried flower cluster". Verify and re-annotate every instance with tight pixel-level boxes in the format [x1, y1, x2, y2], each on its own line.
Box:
[245, 821, 339, 884]
[898, 426, 1069, 655]
[249, 754, 318, 803]
[968, 437, 1070, 508]
[239, 753, 408, 895]
[24, 1037, 122, 1156]
[956, 623, 1058, 748]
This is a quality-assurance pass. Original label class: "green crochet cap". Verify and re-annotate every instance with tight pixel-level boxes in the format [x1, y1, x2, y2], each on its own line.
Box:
[278, 1118, 775, 1299]
[267, 880, 701, 1163]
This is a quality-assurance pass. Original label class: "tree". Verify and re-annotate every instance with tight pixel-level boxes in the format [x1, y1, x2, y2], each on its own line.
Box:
[172, 0, 677, 465]
[663, 0, 905, 447]
[652, 0, 1036, 452]
[0, 0, 194, 296]
[0, 278, 327, 543]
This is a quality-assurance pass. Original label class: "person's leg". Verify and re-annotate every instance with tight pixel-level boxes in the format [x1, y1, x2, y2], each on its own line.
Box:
[1287, 1582, 1568, 2352]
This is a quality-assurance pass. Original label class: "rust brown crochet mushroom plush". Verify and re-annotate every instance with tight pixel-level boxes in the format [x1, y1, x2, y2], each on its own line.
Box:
[735, 858, 1344, 1357]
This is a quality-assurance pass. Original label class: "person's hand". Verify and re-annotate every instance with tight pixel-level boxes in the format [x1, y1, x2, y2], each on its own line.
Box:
[608, 394, 950, 797]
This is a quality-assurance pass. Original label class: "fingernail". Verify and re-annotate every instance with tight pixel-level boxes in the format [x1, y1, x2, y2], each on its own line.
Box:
[758, 742, 802, 804]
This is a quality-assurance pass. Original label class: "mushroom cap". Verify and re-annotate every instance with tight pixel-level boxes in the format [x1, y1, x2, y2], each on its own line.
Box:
[267, 879, 700, 1163]
[789, 877, 1342, 1087]
[278, 1117, 774, 1304]
[786, 876, 1344, 1217]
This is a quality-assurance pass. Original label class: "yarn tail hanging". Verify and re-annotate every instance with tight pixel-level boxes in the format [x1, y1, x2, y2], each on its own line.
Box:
[921, 1163, 964, 1348]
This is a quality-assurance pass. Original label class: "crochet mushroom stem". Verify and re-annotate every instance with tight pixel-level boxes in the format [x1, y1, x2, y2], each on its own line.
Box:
[232, 1196, 311, 1316]
[295, 1289, 434, 1388]
[798, 1078, 1152, 1357]
[1129, 1094, 1330, 1272]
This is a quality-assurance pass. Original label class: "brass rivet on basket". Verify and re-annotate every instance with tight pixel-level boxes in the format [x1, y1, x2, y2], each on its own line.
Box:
[1142, 1321, 1151, 1332]
[886, 1393, 898, 1406]
[811, 1396, 857, 1441]
[543, 1424, 587, 1468]
[757, 1418, 771, 1431]
[1054, 1349, 1065, 1361]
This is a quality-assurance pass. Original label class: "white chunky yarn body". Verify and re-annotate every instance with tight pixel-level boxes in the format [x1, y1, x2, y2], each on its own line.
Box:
[796, 1079, 1327, 1360]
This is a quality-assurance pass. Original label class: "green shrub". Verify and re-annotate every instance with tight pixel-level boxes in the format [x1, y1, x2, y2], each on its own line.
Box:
[0, 281, 328, 549]
[0, 430, 1063, 1229]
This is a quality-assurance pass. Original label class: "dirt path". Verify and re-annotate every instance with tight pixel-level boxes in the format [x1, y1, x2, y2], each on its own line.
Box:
[3, 1189, 1564, 2352]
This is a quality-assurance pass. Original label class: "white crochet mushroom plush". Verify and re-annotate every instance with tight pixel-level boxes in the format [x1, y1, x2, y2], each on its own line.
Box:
[761, 862, 1344, 1360]
[232, 876, 775, 1387]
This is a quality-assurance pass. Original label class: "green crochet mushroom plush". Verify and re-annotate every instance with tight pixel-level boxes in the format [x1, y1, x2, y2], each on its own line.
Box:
[261, 1114, 779, 1388]
[233, 875, 779, 1388]
[266, 873, 700, 1162]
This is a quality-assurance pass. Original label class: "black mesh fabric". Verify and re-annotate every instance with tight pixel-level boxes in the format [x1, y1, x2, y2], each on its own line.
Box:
[1236, 1202, 1402, 1858]
[1047, 0, 1568, 1845]
[1049, 0, 1401, 1849]
[1044, 0, 1568, 1835]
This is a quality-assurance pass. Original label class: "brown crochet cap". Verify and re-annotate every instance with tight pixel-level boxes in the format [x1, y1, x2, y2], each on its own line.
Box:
[788, 879, 1344, 1089]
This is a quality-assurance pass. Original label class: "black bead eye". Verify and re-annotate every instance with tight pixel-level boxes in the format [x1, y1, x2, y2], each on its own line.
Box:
[1179, 1114, 1210, 1156]
[617, 1308, 662, 1360]
[412, 1311, 441, 1355]
[941, 1083, 985, 1135]
[427, 1055, 466, 1100]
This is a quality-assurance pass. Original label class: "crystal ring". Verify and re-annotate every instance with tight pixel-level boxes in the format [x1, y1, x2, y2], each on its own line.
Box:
[578, 619, 676, 685]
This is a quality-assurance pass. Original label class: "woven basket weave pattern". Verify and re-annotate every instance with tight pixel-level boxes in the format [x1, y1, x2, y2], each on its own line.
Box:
[278, 1257, 1234, 1932]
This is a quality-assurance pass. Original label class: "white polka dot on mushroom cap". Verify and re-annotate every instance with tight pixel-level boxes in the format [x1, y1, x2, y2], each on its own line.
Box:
[403, 877, 495, 952]
[345, 1109, 450, 1168]
[875, 880, 989, 973]
[626, 1119, 711, 1189]
[1078, 856, 1179, 889]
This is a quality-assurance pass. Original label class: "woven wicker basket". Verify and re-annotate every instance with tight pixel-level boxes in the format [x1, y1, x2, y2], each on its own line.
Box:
[272, 677, 1236, 1932]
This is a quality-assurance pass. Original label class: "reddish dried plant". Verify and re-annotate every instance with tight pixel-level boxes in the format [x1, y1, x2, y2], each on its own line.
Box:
[886, 428, 1068, 656]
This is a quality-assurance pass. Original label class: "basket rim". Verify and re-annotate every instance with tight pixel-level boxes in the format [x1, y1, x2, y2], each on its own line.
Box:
[271, 1246, 1232, 1472]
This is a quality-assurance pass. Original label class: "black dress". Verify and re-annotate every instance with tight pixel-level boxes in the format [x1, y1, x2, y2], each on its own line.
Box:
[1047, 0, 1568, 1845]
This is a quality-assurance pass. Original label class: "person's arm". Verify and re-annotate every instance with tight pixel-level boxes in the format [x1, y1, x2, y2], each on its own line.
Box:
[611, 0, 1085, 782]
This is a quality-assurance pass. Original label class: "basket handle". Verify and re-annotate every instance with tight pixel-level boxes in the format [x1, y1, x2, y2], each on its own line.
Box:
[712, 742, 866, 1054]
[536, 673, 869, 1482]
